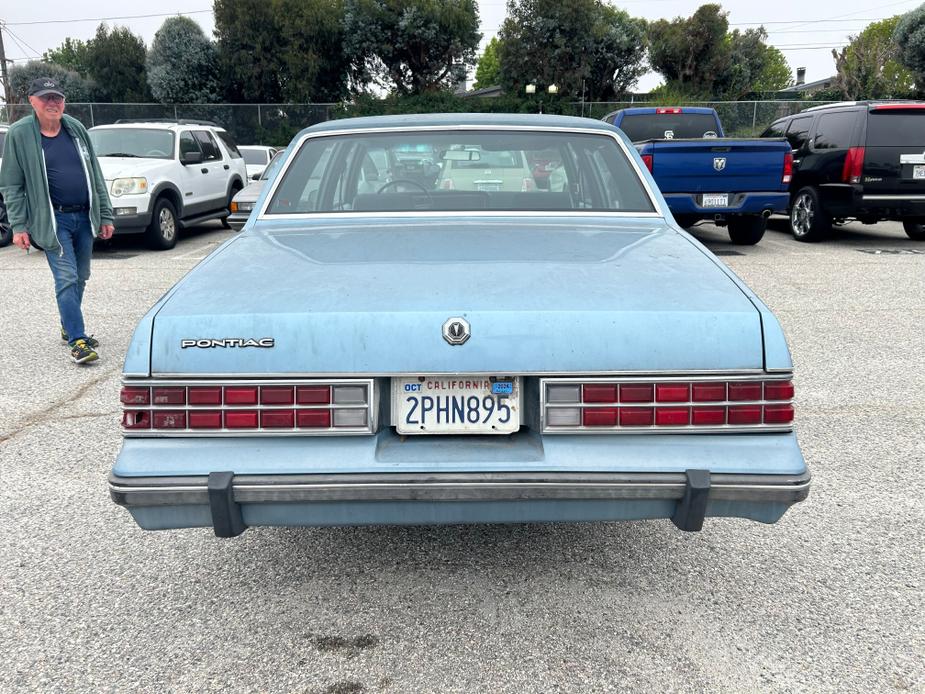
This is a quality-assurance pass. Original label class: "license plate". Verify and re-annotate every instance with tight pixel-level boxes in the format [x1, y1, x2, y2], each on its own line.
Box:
[702, 194, 729, 207]
[393, 377, 520, 434]
[476, 182, 502, 192]
[914, 165, 925, 180]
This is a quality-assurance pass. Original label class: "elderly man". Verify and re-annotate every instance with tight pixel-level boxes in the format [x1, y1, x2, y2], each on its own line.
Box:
[0, 77, 114, 364]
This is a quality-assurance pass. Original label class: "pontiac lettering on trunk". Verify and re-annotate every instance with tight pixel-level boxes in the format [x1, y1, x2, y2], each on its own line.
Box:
[180, 338, 275, 349]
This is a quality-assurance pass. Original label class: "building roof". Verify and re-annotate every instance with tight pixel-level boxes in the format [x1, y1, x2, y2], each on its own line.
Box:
[778, 76, 837, 93]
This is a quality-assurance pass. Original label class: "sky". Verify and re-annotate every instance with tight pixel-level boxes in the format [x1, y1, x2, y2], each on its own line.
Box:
[2, 0, 922, 97]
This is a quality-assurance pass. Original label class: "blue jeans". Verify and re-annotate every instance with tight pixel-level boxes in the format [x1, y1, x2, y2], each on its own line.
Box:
[44, 211, 93, 343]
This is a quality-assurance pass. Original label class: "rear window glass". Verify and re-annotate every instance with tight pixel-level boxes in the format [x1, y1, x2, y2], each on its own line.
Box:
[216, 131, 242, 158]
[266, 130, 654, 214]
[785, 117, 813, 150]
[761, 121, 787, 138]
[867, 112, 925, 147]
[813, 112, 856, 150]
[617, 113, 719, 140]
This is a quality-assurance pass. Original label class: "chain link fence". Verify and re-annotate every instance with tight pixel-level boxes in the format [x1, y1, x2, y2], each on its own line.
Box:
[2, 99, 839, 144]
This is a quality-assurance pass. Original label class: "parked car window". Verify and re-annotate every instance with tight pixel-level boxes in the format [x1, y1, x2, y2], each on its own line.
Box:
[785, 117, 814, 151]
[216, 131, 243, 158]
[812, 112, 856, 150]
[617, 113, 719, 140]
[193, 130, 222, 161]
[89, 128, 175, 159]
[761, 121, 787, 138]
[267, 130, 654, 214]
[240, 148, 270, 165]
[866, 111, 925, 147]
[178, 131, 201, 158]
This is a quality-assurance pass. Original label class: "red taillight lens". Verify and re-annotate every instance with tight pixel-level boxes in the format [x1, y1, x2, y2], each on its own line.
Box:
[297, 410, 331, 428]
[782, 151, 793, 184]
[225, 411, 259, 429]
[189, 386, 222, 405]
[122, 411, 150, 429]
[261, 386, 294, 405]
[544, 378, 795, 431]
[153, 387, 185, 405]
[656, 107, 682, 114]
[297, 386, 331, 405]
[224, 386, 258, 405]
[640, 154, 653, 172]
[189, 411, 222, 429]
[261, 410, 295, 428]
[153, 411, 186, 429]
[120, 386, 150, 405]
[842, 146, 865, 184]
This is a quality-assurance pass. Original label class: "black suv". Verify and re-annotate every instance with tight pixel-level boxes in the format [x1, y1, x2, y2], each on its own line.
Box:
[761, 102, 925, 241]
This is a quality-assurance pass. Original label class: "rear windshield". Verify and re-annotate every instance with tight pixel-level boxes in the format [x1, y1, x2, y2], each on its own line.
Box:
[241, 148, 268, 165]
[867, 111, 925, 147]
[617, 113, 719, 141]
[266, 130, 654, 214]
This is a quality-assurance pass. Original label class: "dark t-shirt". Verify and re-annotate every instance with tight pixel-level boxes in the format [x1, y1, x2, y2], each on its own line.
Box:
[41, 130, 89, 207]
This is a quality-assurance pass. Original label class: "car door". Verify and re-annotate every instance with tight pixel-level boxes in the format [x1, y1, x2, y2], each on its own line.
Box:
[192, 129, 228, 210]
[177, 129, 209, 216]
[808, 110, 860, 208]
[785, 116, 816, 186]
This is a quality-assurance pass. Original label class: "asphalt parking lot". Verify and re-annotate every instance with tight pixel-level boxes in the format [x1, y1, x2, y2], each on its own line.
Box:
[1, 219, 923, 693]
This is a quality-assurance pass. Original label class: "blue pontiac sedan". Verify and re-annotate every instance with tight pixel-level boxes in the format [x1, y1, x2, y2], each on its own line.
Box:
[110, 114, 809, 537]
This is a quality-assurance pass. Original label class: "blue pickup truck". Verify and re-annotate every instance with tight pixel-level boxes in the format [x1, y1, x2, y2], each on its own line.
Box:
[603, 107, 793, 245]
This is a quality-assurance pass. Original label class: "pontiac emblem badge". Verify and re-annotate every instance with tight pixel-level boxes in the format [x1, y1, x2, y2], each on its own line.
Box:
[713, 157, 727, 172]
[442, 317, 470, 345]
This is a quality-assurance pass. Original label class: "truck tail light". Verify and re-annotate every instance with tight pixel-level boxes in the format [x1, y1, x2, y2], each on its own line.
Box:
[544, 377, 794, 432]
[782, 151, 793, 184]
[120, 380, 376, 436]
[640, 154, 653, 172]
[440, 178, 455, 190]
[842, 147, 865, 184]
[656, 107, 682, 114]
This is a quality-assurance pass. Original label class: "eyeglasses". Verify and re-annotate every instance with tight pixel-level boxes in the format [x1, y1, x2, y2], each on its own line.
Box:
[37, 94, 65, 103]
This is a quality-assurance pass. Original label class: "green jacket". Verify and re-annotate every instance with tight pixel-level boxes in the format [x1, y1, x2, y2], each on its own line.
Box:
[0, 112, 113, 253]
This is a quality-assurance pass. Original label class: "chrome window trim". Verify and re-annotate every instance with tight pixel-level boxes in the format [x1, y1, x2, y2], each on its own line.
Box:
[121, 378, 377, 438]
[256, 124, 663, 220]
[540, 375, 794, 435]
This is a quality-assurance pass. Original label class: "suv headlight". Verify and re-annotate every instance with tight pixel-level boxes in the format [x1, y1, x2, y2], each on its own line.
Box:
[110, 177, 148, 197]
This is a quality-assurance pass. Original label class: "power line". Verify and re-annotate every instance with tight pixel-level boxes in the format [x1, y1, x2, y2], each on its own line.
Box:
[5, 9, 212, 26]
[2, 24, 41, 57]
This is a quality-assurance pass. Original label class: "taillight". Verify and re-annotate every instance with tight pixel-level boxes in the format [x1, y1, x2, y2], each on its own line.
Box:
[640, 154, 653, 172]
[656, 107, 682, 114]
[782, 151, 793, 184]
[120, 380, 375, 435]
[440, 179, 454, 190]
[543, 377, 795, 432]
[842, 147, 865, 184]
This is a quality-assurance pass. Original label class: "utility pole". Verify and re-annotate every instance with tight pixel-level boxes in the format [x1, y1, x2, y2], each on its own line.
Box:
[0, 21, 12, 119]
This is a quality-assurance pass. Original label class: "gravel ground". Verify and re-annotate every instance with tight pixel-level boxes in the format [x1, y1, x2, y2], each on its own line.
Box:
[0, 220, 922, 693]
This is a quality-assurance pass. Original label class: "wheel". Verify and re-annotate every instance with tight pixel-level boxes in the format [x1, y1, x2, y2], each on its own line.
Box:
[727, 215, 766, 245]
[145, 197, 179, 250]
[221, 184, 242, 230]
[903, 220, 925, 240]
[673, 215, 700, 229]
[789, 187, 831, 242]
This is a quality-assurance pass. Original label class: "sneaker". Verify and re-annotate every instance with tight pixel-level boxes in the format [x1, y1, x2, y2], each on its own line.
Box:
[61, 326, 98, 349]
[70, 339, 99, 364]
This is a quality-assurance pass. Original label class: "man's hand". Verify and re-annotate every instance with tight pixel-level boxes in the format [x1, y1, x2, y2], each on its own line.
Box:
[12, 232, 31, 251]
[99, 225, 115, 240]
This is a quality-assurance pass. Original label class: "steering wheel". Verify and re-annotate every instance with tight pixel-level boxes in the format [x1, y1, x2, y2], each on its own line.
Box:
[146, 149, 168, 157]
[377, 179, 430, 194]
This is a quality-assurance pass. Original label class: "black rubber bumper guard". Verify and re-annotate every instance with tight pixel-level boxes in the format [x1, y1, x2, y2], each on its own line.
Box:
[205, 468, 712, 538]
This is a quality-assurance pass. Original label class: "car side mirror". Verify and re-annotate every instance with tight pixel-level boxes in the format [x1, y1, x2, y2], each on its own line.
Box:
[181, 151, 203, 165]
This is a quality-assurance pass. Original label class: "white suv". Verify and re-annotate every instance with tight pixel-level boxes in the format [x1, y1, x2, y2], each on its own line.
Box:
[89, 120, 248, 249]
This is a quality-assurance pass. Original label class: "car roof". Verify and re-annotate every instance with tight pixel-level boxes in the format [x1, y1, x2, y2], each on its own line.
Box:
[298, 113, 617, 138]
[89, 122, 225, 131]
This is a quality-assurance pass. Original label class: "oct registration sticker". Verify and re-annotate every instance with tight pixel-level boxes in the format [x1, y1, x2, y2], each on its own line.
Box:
[393, 377, 521, 435]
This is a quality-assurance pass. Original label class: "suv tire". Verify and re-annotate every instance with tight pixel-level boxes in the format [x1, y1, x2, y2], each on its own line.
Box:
[146, 197, 179, 250]
[903, 221, 925, 241]
[727, 215, 766, 245]
[221, 183, 243, 230]
[789, 187, 831, 242]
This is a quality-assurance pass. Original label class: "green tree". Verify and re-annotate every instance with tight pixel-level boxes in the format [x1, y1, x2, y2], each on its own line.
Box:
[146, 16, 220, 103]
[473, 37, 501, 89]
[713, 28, 792, 98]
[344, 0, 481, 94]
[85, 24, 152, 102]
[894, 4, 925, 87]
[498, 0, 647, 100]
[9, 61, 98, 104]
[43, 38, 91, 75]
[832, 16, 915, 99]
[647, 4, 728, 95]
[753, 46, 792, 93]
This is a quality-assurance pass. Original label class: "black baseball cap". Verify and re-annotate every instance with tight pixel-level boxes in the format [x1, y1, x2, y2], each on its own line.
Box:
[28, 78, 65, 98]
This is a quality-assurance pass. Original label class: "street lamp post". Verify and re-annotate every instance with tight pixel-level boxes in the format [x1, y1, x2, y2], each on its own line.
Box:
[525, 82, 558, 114]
